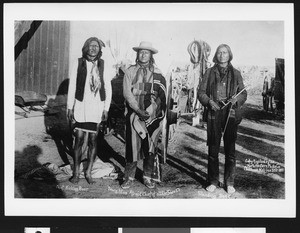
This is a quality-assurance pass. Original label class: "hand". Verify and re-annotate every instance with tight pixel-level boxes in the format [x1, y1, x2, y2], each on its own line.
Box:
[228, 97, 237, 105]
[209, 100, 220, 111]
[98, 121, 108, 134]
[101, 110, 109, 121]
[67, 109, 74, 122]
[137, 109, 150, 121]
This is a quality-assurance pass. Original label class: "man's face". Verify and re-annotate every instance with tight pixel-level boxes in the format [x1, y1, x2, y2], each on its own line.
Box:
[87, 41, 100, 58]
[216, 47, 230, 64]
[138, 49, 151, 64]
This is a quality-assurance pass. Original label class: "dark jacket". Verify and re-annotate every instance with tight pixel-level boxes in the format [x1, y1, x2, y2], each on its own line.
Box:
[75, 57, 106, 101]
[198, 64, 247, 123]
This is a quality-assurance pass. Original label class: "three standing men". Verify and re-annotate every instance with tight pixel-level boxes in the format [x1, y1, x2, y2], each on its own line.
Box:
[67, 39, 246, 194]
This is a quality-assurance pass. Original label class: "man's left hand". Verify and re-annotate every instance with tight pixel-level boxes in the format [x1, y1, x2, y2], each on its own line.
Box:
[102, 110, 109, 121]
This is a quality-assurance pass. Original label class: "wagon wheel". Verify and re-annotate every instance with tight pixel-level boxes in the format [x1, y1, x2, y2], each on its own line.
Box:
[161, 72, 180, 163]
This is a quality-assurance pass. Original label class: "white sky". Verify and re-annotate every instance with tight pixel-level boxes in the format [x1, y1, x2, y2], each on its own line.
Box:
[70, 20, 284, 75]
[4, 3, 295, 217]
[6, 3, 287, 76]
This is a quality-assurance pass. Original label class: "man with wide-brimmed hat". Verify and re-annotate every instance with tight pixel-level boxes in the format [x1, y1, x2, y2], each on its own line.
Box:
[121, 41, 166, 189]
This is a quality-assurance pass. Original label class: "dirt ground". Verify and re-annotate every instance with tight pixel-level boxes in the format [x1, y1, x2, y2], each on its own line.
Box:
[14, 92, 284, 199]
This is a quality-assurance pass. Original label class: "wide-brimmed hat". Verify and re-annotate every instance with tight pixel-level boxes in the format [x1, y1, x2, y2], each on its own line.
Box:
[133, 41, 158, 54]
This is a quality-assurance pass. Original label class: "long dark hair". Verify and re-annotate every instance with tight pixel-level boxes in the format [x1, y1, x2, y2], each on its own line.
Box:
[212, 44, 233, 64]
[82, 37, 105, 61]
[135, 50, 156, 72]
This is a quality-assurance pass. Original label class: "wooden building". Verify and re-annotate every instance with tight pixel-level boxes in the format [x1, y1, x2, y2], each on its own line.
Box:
[15, 21, 70, 95]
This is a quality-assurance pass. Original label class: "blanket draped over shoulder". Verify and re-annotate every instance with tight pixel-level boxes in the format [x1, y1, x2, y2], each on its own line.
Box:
[125, 70, 167, 163]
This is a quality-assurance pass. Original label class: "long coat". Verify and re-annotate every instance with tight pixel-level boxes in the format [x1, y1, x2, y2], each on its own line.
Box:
[198, 64, 247, 145]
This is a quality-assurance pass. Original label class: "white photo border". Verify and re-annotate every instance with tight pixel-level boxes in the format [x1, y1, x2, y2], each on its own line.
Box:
[4, 3, 295, 217]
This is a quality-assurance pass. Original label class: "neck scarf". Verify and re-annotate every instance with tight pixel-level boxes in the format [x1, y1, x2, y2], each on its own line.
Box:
[89, 60, 101, 95]
[217, 64, 229, 80]
[139, 62, 149, 80]
[137, 62, 152, 82]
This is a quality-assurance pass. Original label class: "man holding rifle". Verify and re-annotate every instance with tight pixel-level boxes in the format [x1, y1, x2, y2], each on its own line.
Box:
[198, 44, 247, 194]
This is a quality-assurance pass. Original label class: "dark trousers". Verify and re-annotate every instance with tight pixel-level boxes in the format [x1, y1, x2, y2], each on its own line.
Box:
[123, 152, 155, 180]
[207, 108, 238, 186]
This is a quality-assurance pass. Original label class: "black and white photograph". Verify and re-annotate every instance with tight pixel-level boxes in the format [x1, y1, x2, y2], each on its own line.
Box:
[4, 3, 295, 217]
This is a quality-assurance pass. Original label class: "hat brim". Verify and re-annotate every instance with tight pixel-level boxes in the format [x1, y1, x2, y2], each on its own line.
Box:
[133, 46, 158, 54]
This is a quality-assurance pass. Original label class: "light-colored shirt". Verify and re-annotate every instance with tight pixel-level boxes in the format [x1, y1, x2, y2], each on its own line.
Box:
[67, 57, 112, 123]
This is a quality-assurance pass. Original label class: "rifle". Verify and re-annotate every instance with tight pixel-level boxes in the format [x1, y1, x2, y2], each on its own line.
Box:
[221, 86, 247, 109]
[222, 86, 247, 135]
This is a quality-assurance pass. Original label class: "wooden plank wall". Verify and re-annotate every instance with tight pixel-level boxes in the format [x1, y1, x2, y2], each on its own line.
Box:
[15, 21, 70, 95]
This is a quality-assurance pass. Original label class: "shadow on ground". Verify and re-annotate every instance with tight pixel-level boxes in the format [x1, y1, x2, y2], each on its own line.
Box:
[15, 145, 65, 198]
[44, 79, 74, 165]
[14, 93, 285, 198]
[159, 100, 285, 199]
[242, 103, 284, 126]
